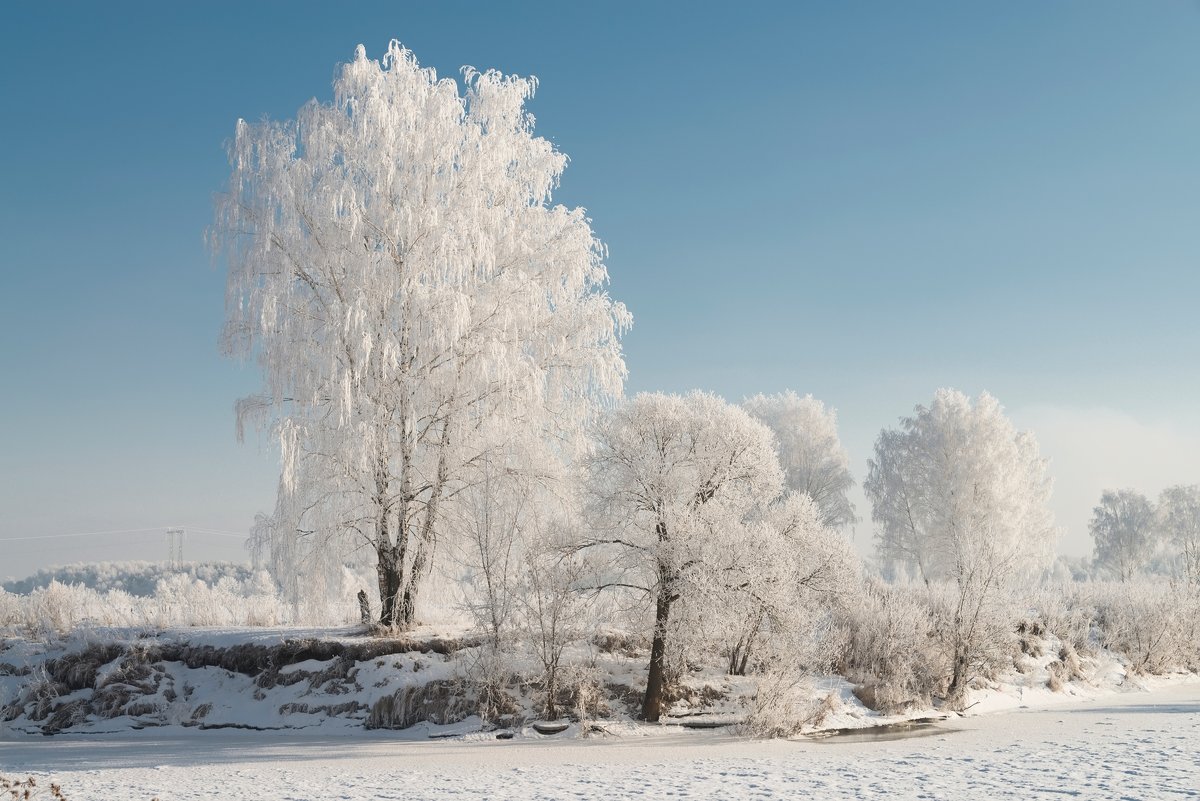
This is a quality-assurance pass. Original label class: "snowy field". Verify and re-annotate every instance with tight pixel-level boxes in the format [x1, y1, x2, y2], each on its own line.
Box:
[2, 681, 1196, 800]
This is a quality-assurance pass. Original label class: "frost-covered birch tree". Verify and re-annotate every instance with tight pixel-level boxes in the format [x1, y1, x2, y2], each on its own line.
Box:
[582, 391, 783, 721]
[1090, 489, 1158, 582]
[214, 42, 629, 628]
[743, 391, 857, 530]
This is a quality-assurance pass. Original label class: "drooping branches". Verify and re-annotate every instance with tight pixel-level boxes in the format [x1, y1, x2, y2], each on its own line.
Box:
[214, 41, 629, 628]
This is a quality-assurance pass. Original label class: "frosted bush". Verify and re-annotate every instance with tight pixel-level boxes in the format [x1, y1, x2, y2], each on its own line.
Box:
[740, 671, 820, 738]
[0, 590, 19, 628]
[25, 582, 92, 635]
[1025, 582, 1096, 655]
[929, 580, 1022, 705]
[834, 580, 950, 711]
[1091, 581, 1198, 674]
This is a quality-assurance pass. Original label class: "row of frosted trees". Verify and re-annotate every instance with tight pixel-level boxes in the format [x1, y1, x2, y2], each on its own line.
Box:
[1088, 486, 1200, 584]
[216, 43, 1196, 723]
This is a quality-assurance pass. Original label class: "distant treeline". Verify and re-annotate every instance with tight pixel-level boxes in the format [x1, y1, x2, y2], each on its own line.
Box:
[2, 561, 255, 597]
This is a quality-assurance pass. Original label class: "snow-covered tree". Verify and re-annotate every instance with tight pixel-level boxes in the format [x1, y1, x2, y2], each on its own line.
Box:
[1090, 489, 1158, 582]
[743, 391, 857, 530]
[716, 493, 859, 676]
[214, 42, 629, 628]
[864, 389, 1057, 700]
[516, 515, 595, 720]
[1158, 485, 1200, 588]
[446, 458, 527, 648]
[864, 389, 1057, 584]
[582, 391, 783, 721]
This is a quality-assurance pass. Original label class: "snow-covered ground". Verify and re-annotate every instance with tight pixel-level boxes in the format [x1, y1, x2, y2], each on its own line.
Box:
[2, 680, 1196, 800]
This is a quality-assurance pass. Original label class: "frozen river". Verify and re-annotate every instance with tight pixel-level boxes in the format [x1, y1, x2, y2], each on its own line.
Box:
[2, 682, 1197, 800]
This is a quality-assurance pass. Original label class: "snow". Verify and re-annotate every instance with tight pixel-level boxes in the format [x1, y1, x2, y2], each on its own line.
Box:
[277, 658, 334, 675]
[1, 681, 1196, 800]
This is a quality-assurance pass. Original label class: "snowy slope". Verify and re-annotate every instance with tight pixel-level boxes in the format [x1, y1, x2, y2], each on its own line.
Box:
[1, 681, 1197, 800]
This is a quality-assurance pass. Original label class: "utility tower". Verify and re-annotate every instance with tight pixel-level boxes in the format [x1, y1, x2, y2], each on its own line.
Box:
[166, 528, 185, 568]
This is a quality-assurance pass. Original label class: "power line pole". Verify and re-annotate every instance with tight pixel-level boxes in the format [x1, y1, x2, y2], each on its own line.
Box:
[166, 528, 185, 568]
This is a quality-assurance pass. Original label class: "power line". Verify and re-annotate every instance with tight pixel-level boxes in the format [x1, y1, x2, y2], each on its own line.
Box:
[0, 526, 250, 543]
[185, 527, 251, 540]
[0, 527, 166, 543]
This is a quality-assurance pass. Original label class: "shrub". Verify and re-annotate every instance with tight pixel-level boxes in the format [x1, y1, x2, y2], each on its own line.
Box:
[833, 580, 950, 712]
[1091, 582, 1197, 675]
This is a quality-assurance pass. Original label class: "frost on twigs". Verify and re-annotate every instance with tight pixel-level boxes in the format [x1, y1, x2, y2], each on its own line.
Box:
[739, 678, 838, 739]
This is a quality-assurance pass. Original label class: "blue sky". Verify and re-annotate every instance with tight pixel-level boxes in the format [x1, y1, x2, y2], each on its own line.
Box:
[2, 1, 1198, 578]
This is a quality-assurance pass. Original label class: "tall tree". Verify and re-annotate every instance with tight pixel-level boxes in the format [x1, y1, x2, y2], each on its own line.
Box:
[582, 391, 783, 721]
[215, 42, 629, 628]
[743, 391, 857, 530]
[1090, 489, 1158, 582]
[864, 389, 1056, 584]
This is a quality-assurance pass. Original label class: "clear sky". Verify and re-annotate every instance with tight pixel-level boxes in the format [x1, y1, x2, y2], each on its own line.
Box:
[2, 1, 1197, 580]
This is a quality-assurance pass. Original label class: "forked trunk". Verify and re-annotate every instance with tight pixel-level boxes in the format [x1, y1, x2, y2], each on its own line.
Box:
[372, 434, 404, 628]
[544, 670, 559, 720]
[395, 417, 452, 630]
[376, 539, 402, 627]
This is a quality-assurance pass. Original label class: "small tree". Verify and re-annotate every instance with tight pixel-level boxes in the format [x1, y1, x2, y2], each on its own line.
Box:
[743, 391, 858, 530]
[1090, 489, 1159, 582]
[718, 493, 858, 676]
[516, 519, 594, 720]
[1157, 485, 1200, 589]
[447, 458, 528, 649]
[582, 391, 783, 721]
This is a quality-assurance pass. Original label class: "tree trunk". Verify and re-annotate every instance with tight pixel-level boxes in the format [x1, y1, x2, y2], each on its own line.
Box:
[641, 588, 672, 722]
[545, 668, 558, 720]
[398, 523, 431, 629]
[357, 589, 372, 625]
[396, 418, 452, 630]
[376, 539, 402, 627]
[372, 434, 403, 628]
[947, 647, 968, 702]
[397, 584, 416, 629]
[728, 610, 763, 676]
